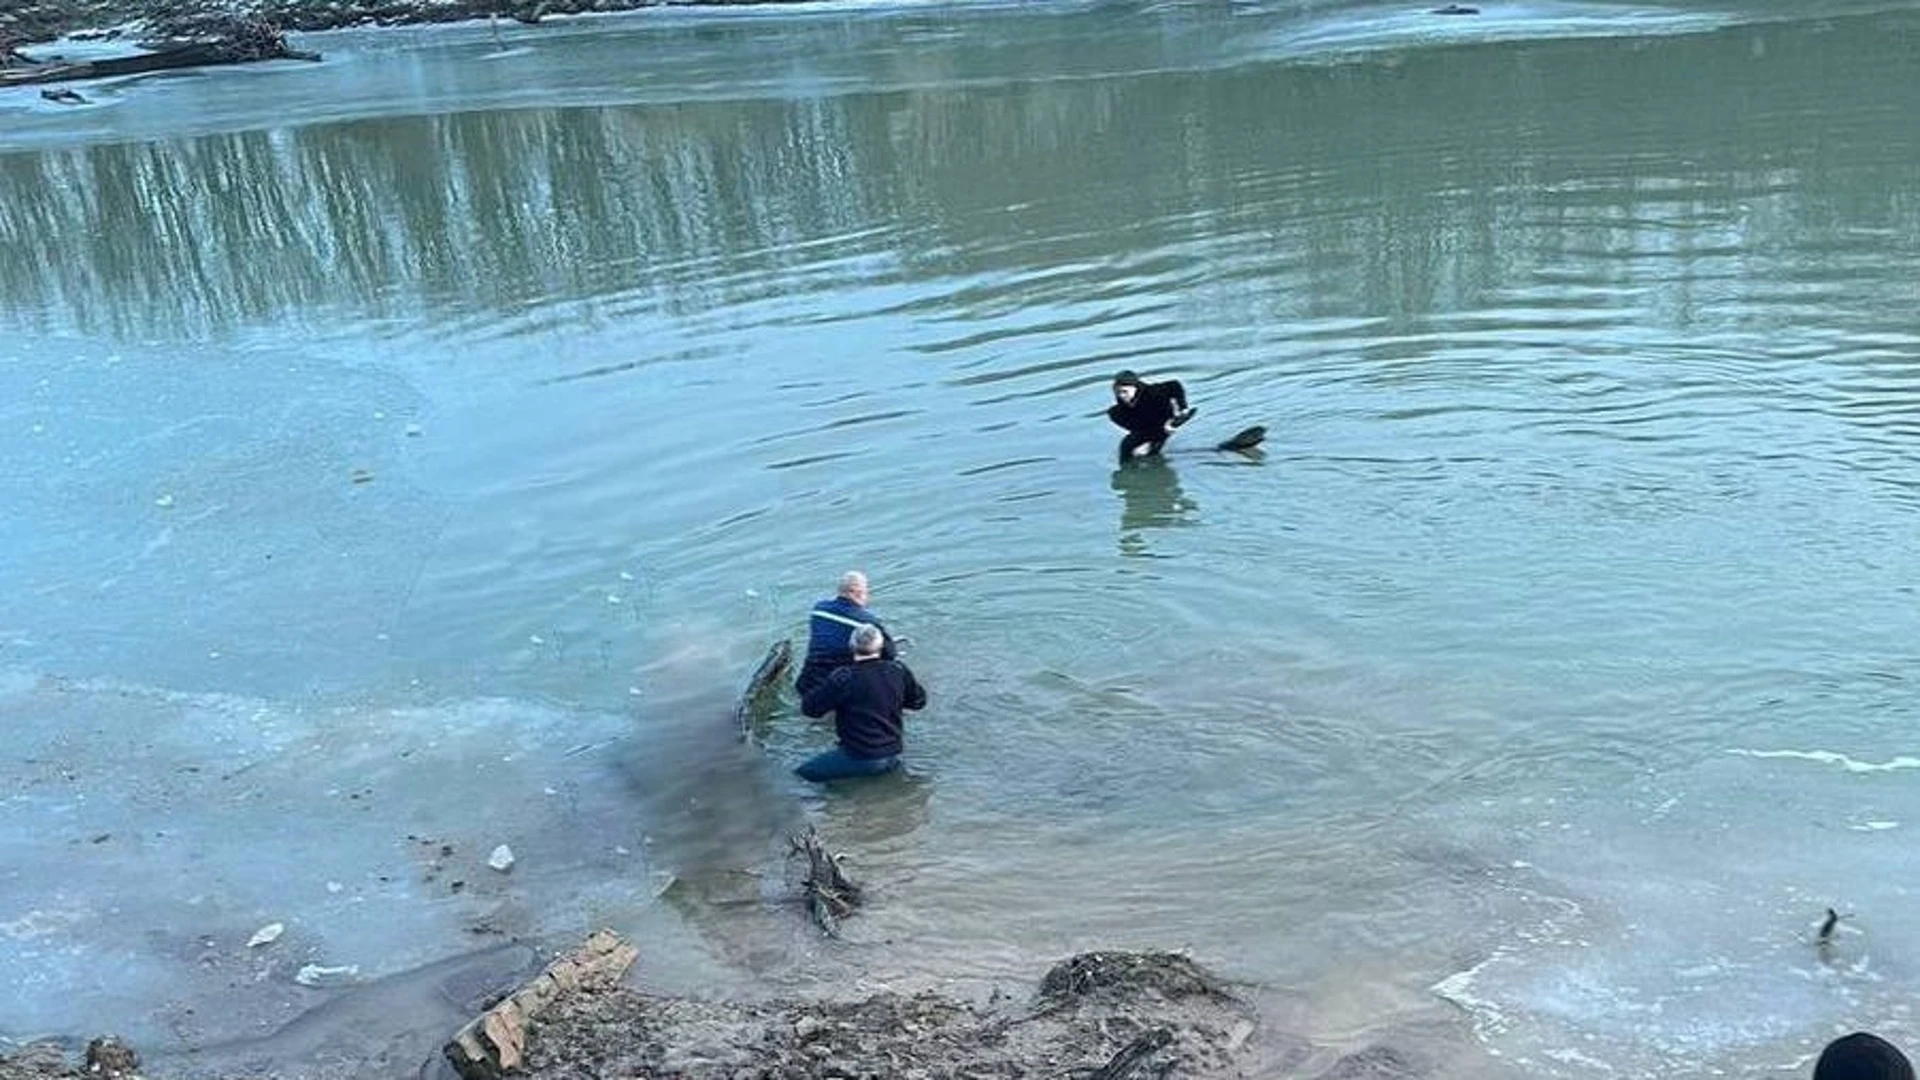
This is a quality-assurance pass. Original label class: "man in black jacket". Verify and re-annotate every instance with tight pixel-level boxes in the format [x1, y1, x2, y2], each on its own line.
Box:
[796, 623, 927, 782]
[1106, 369, 1194, 465]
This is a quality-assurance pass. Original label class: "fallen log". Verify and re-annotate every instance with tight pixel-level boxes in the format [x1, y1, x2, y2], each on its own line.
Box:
[443, 928, 638, 1080]
[0, 20, 318, 90]
[731, 638, 792, 744]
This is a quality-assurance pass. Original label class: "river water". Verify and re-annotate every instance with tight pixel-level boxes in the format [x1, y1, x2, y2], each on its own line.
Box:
[4, 1, 1920, 1076]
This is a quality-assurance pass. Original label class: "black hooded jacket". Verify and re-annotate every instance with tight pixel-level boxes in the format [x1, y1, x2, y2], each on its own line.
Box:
[1107, 378, 1189, 438]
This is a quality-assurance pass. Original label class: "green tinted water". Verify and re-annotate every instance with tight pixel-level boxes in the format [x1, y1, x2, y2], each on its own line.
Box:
[3, 4, 1920, 1075]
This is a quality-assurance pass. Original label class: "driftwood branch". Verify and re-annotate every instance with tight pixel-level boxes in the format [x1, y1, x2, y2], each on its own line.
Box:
[732, 639, 792, 744]
[789, 827, 861, 936]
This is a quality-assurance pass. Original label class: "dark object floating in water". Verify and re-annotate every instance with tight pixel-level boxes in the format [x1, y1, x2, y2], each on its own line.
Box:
[731, 638, 792, 744]
[1819, 907, 1850, 945]
[1214, 426, 1267, 453]
[1432, 3, 1481, 13]
[41, 87, 87, 104]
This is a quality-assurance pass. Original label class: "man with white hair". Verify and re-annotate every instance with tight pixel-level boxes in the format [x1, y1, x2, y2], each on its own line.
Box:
[797, 622, 926, 782]
[795, 570, 896, 696]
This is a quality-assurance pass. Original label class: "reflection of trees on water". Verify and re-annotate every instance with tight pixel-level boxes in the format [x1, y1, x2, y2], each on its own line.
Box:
[1, 12, 1916, 340]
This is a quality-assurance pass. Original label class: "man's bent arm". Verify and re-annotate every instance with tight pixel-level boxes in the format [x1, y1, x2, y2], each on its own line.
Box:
[800, 677, 840, 718]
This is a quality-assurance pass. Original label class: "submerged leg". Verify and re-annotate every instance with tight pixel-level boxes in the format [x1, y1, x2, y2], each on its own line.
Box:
[795, 748, 901, 783]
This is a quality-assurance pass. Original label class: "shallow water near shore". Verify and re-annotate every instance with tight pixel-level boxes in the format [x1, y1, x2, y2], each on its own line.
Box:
[4, 0, 1920, 1075]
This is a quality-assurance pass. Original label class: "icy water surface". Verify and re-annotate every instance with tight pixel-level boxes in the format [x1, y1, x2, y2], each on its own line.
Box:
[4, 1, 1920, 1076]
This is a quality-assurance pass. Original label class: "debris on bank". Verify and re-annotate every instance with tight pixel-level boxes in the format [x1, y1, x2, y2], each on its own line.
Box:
[0, 1035, 142, 1080]
[514, 939, 1261, 1080]
[1, 14, 319, 92]
[0, 932, 1266, 1080]
[3, 0, 609, 59]
[446, 927, 639, 1079]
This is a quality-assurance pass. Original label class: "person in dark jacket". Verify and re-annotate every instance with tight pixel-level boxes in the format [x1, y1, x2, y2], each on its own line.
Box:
[795, 570, 897, 697]
[1106, 369, 1194, 465]
[796, 623, 926, 782]
[1815, 1032, 1915, 1080]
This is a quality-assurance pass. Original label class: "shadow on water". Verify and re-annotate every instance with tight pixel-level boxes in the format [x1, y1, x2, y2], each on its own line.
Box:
[623, 672, 936, 974]
[155, 942, 540, 1080]
[807, 767, 935, 850]
[608, 692, 809, 881]
[616, 720, 828, 977]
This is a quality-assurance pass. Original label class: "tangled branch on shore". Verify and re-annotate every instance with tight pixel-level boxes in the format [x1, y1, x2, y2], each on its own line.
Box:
[789, 826, 861, 936]
[1038, 950, 1238, 1012]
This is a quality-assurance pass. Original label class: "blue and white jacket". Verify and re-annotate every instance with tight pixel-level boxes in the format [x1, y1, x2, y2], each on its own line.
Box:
[795, 596, 895, 695]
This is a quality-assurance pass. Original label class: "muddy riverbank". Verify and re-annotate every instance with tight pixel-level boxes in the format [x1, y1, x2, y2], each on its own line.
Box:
[0, 949, 1351, 1079]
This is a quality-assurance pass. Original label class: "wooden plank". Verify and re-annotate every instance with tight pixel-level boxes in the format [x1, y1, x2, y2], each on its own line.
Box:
[443, 928, 638, 1079]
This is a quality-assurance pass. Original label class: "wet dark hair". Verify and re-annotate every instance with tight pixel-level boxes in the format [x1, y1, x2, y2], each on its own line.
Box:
[1816, 1032, 1916, 1080]
[1113, 370, 1143, 388]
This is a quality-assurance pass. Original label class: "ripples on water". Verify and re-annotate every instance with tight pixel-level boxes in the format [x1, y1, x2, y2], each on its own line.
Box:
[3, 1, 1920, 1075]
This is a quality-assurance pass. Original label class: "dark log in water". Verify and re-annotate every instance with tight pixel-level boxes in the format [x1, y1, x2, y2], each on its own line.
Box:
[732, 638, 792, 743]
